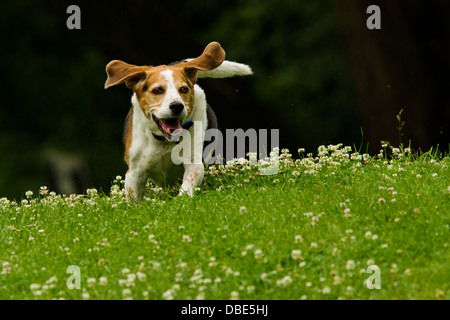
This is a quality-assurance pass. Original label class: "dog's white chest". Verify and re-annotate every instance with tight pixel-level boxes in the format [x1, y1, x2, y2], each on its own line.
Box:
[130, 129, 184, 186]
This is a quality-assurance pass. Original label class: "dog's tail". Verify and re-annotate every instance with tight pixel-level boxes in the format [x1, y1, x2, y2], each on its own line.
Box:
[184, 59, 253, 79]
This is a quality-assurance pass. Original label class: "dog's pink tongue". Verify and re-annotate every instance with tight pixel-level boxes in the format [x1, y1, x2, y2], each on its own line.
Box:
[161, 119, 181, 133]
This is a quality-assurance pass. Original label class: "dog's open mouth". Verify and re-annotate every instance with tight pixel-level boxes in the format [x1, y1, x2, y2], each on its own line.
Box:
[152, 114, 182, 141]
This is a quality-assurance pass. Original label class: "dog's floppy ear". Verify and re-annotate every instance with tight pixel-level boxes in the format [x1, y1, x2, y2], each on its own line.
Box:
[182, 42, 226, 83]
[105, 60, 147, 90]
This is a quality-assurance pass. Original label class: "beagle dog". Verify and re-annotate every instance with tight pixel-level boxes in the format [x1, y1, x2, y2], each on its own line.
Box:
[105, 42, 252, 201]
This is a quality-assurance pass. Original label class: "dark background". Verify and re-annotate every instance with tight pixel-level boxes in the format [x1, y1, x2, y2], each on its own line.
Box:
[1, 0, 449, 199]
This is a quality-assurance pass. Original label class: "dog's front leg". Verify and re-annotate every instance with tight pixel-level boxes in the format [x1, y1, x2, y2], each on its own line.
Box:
[125, 170, 147, 202]
[179, 163, 204, 197]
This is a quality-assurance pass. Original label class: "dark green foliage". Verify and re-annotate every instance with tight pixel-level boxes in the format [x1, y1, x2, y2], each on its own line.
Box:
[0, 0, 358, 199]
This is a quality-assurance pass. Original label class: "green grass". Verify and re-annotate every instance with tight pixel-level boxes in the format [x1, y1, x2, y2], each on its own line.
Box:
[1, 144, 449, 300]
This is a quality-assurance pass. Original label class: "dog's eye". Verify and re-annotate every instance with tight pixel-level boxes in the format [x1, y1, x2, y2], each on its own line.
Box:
[152, 87, 164, 95]
[179, 86, 189, 94]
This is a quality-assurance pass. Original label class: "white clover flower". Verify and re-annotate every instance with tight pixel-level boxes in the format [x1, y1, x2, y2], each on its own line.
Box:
[192, 268, 203, 280]
[30, 283, 41, 292]
[182, 235, 192, 243]
[99, 276, 108, 286]
[39, 186, 49, 196]
[126, 273, 136, 284]
[291, 250, 302, 260]
[239, 206, 247, 213]
[276, 275, 293, 287]
[254, 249, 263, 259]
[345, 260, 356, 270]
[247, 152, 257, 163]
[162, 289, 174, 300]
[294, 235, 304, 243]
[311, 216, 319, 226]
[322, 286, 331, 294]
[390, 264, 398, 273]
[86, 188, 98, 197]
[260, 273, 269, 282]
[230, 291, 239, 300]
[364, 231, 373, 239]
[2, 262, 11, 274]
[175, 272, 183, 282]
[332, 247, 340, 257]
[122, 288, 132, 299]
[87, 277, 97, 287]
[121, 268, 130, 276]
[333, 276, 343, 286]
[247, 285, 255, 293]
[343, 208, 351, 217]
[366, 259, 375, 266]
[310, 242, 318, 249]
[33, 290, 43, 297]
[136, 271, 147, 282]
[196, 292, 205, 300]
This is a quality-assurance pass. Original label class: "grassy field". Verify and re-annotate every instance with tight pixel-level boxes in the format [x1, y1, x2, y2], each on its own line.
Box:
[0, 144, 449, 300]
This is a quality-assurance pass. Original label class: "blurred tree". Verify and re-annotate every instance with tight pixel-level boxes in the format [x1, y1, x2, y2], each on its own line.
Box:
[0, 0, 126, 199]
[189, 0, 361, 153]
[333, 0, 450, 152]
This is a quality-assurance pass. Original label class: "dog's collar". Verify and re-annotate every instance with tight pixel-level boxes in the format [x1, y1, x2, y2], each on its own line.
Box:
[152, 133, 166, 142]
[151, 120, 194, 143]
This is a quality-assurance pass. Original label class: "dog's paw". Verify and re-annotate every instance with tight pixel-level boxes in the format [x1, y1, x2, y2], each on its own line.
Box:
[178, 188, 194, 197]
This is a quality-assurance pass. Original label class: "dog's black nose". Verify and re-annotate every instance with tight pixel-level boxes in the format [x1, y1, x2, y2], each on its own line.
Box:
[169, 102, 184, 114]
